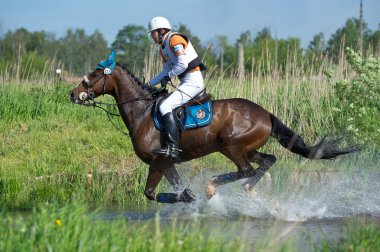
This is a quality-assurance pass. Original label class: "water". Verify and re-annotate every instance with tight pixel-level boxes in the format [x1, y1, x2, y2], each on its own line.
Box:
[97, 169, 380, 251]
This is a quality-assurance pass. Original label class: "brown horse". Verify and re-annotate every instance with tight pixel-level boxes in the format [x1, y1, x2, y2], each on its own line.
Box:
[70, 62, 357, 204]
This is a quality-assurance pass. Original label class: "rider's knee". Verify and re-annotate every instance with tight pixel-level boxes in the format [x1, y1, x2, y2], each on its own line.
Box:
[144, 189, 156, 201]
[159, 100, 174, 115]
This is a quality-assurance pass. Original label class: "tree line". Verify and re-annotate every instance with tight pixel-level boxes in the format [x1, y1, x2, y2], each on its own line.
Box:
[0, 17, 379, 77]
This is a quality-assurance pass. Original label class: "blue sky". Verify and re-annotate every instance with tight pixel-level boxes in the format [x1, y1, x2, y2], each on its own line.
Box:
[1, 0, 379, 48]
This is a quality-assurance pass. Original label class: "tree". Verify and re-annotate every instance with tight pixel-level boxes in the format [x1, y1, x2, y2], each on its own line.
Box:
[111, 25, 150, 73]
[327, 18, 368, 60]
[308, 32, 325, 54]
[59, 28, 88, 74]
[86, 30, 109, 72]
[237, 30, 252, 47]
[177, 23, 201, 49]
[245, 27, 274, 74]
[1, 28, 30, 57]
[176, 23, 217, 71]
[365, 30, 380, 52]
[253, 27, 271, 44]
[58, 28, 108, 75]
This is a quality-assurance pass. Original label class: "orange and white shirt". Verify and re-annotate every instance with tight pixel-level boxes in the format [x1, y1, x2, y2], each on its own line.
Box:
[149, 32, 200, 85]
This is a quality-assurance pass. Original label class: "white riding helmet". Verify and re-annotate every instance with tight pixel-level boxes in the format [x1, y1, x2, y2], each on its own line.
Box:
[148, 16, 172, 32]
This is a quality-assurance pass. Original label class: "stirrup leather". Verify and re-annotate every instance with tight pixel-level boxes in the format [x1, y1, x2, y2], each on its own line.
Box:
[152, 145, 181, 157]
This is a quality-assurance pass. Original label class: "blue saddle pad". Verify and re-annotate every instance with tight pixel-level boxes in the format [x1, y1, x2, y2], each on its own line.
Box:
[153, 101, 213, 130]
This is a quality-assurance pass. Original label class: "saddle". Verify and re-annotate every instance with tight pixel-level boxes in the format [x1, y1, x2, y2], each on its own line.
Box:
[151, 90, 213, 131]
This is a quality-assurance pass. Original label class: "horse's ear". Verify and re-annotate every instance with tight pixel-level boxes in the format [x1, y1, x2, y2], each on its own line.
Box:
[96, 50, 116, 71]
[106, 50, 115, 64]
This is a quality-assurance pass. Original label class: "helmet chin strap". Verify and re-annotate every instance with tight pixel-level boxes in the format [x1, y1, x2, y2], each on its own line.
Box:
[158, 33, 163, 44]
[158, 29, 170, 44]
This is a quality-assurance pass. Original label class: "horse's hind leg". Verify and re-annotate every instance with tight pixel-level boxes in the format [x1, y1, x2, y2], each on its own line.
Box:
[206, 149, 256, 198]
[206, 151, 276, 199]
[242, 152, 276, 192]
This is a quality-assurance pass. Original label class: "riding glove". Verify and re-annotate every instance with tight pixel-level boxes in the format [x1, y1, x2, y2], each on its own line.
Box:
[142, 83, 151, 89]
[160, 75, 171, 89]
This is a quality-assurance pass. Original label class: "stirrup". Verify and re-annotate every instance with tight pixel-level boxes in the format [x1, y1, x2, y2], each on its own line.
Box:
[152, 146, 181, 160]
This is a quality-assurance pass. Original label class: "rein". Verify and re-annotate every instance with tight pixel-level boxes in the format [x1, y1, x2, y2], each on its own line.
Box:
[82, 73, 165, 136]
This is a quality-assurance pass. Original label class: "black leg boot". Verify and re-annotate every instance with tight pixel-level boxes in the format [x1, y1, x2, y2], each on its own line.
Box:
[153, 112, 180, 161]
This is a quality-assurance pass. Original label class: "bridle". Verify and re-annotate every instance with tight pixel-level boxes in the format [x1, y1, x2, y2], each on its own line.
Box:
[80, 70, 163, 107]
[78, 67, 164, 136]
[81, 70, 109, 100]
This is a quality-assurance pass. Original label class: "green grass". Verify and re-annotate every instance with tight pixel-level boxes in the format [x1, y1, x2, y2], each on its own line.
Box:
[0, 200, 250, 252]
[0, 82, 148, 207]
[315, 219, 380, 252]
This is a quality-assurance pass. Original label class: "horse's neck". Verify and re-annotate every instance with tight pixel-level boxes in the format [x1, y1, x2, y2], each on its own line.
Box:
[114, 73, 149, 131]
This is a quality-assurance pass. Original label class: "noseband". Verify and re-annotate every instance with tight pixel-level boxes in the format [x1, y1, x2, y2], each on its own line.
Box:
[81, 72, 109, 100]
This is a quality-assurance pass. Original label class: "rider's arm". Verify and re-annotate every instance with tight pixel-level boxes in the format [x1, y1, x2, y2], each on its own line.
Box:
[147, 61, 171, 86]
[167, 35, 188, 78]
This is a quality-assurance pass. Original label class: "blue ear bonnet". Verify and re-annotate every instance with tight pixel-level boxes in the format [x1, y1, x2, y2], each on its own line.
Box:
[96, 51, 116, 73]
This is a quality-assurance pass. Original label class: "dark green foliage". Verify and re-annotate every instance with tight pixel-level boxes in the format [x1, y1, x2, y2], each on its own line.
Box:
[332, 47, 380, 145]
[111, 24, 150, 74]
[57, 28, 108, 75]
[0, 28, 108, 76]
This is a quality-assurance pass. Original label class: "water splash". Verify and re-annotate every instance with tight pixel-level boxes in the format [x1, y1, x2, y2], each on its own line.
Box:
[159, 168, 380, 222]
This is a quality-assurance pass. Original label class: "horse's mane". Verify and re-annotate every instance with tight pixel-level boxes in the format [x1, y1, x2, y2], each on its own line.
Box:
[116, 62, 144, 86]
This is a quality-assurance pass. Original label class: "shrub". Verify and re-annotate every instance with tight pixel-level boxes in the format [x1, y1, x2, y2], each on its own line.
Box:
[332, 47, 380, 146]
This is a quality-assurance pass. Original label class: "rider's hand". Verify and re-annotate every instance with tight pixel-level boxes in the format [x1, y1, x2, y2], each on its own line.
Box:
[160, 75, 171, 89]
[142, 82, 150, 89]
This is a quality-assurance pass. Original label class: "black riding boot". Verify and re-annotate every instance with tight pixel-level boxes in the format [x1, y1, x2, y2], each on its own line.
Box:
[153, 112, 180, 161]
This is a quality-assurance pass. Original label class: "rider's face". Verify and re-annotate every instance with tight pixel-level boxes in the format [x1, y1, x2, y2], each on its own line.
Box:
[150, 30, 161, 44]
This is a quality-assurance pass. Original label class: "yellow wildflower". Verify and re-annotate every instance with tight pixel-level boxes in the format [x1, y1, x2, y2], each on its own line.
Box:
[55, 219, 62, 227]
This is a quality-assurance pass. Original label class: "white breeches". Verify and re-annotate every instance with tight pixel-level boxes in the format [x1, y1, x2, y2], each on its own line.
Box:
[159, 71, 204, 115]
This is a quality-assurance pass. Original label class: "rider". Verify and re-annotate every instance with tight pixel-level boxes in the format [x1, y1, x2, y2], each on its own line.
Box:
[144, 16, 205, 161]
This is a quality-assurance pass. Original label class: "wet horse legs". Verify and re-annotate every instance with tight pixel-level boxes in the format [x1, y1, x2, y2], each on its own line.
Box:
[144, 158, 196, 204]
[206, 152, 276, 198]
[242, 152, 276, 191]
[157, 163, 196, 203]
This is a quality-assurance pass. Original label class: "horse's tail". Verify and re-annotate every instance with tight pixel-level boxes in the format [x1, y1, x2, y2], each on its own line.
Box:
[269, 114, 359, 160]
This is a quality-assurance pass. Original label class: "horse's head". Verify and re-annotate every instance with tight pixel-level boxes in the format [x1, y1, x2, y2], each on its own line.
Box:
[70, 51, 117, 104]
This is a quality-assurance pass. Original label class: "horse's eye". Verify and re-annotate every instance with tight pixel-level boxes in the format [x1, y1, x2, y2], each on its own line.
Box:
[92, 72, 98, 77]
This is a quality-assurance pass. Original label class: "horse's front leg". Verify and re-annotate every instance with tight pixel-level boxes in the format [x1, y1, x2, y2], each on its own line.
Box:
[144, 158, 195, 204]
[163, 163, 184, 192]
[144, 159, 165, 201]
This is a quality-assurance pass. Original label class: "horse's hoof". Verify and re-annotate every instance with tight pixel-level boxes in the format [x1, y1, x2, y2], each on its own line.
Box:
[242, 183, 257, 199]
[242, 182, 252, 192]
[206, 182, 216, 199]
[180, 188, 196, 203]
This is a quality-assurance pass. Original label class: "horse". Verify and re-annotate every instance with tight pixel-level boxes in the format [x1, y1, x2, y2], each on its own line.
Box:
[70, 59, 358, 204]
